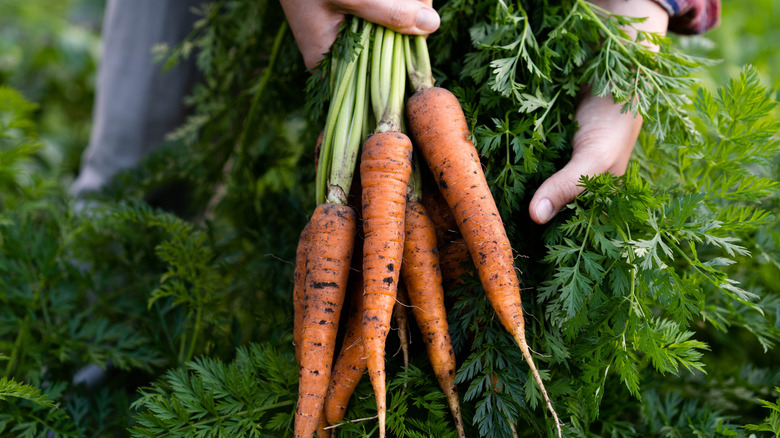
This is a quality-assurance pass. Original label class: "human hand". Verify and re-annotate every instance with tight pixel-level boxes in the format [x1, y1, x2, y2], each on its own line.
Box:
[528, 0, 669, 224]
[279, 0, 440, 70]
[528, 92, 643, 223]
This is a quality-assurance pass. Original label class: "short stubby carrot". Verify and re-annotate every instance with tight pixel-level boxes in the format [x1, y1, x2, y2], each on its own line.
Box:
[360, 131, 413, 437]
[324, 270, 366, 425]
[401, 199, 466, 438]
[294, 203, 357, 438]
[406, 86, 562, 437]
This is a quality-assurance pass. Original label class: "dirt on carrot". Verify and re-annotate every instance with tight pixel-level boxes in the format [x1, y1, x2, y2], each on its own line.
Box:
[401, 198, 466, 438]
[294, 203, 357, 438]
[360, 131, 413, 438]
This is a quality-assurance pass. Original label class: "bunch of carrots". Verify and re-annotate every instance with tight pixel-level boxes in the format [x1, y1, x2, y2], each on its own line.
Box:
[292, 17, 562, 438]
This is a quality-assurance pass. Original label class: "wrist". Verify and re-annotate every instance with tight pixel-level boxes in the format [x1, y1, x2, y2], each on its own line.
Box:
[589, 0, 669, 51]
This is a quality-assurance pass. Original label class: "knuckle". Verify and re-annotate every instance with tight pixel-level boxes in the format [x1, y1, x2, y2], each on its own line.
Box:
[386, 3, 417, 29]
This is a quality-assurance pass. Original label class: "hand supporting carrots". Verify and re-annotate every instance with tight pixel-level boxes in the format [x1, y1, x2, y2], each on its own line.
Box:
[293, 19, 562, 438]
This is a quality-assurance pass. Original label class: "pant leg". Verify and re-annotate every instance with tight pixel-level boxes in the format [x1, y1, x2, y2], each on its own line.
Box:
[70, 0, 202, 198]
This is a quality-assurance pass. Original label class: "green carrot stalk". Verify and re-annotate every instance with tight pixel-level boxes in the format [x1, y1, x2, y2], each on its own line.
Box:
[405, 35, 434, 92]
[316, 18, 372, 205]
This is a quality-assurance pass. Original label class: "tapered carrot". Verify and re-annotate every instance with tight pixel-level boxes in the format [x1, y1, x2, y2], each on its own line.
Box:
[406, 85, 562, 437]
[401, 193, 466, 438]
[394, 284, 411, 371]
[324, 269, 366, 426]
[294, 203, 357, 438]
[421, 174, 461, 247]
[438, 238, 472, 291]
[294, 220, 313, 365]
[360, 131, 413, 438]
[296, 16, 370, 438]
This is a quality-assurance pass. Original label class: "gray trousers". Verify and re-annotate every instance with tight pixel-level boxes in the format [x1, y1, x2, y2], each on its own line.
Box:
[70, 0, 201, 198]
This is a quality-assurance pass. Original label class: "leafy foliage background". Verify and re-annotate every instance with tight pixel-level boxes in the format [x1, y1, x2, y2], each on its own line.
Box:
[0, 0, 779, 437]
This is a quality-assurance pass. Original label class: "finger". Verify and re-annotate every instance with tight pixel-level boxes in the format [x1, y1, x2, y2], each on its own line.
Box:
[280, 0, 345, 70]
[528, 153, 605, 225]
[333, 0, 440, 35]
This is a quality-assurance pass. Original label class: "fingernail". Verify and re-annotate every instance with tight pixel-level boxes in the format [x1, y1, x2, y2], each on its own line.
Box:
[416, 7, 440, 33]
[535, 198, 555, 223]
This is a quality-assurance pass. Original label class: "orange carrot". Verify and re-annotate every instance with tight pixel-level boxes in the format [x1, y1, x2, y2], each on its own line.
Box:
[294, 220, 313, 365]
[421, 174, 461, 247]
[315, 417, 331, 438]
[438, 238, 473, 292]
[324, 269, 366, 425]
[294, 203, 357, 438]
[360, 131, 413, 437]
[394, 284, 411, 371]
[401, 197, 466, 438]
[406, 86, 562, 437]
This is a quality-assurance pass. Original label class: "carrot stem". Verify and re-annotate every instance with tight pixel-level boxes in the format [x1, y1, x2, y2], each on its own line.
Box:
[376, 31, 405, 133]
[405, 35, 434, 92]
[317, 60, 353, 204]
[371, 26, 386, 123]
[328, 21, 372, 204]
[317, 18, 369, 204]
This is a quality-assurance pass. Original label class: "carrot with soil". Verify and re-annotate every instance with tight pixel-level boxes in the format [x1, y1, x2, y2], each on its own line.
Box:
[293, 220, 313, 366]
[394, 284, 411, 371]
[295, 203, 356, 437]
[420, 172, 461, 248]
[324, 268, 367, 426]
[405, 36, 562, 437]
[294, 18, 372, 438]
[361, 28, 413, 438]
[401, 162, 466, 438]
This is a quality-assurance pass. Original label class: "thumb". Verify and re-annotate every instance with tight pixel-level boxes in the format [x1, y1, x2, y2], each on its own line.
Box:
[338, 0, 440, 35]
[528, 155, 600, 225]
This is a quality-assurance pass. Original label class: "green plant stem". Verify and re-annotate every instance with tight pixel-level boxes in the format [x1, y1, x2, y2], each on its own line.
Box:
[578, 0, 686, 122]
[185, 305, 204, 363]
[327, 67, 358, 201]
[371, 26, 386, 122]
[374, 28, 396, 123]
[237, 21, 287, 153]
[317, 18, 366, 204]
[405, 35, 434, 92]
[328, 21, 372, 204]
[317, 52, 357, 204]
[5, 315, 29, 376]
[376, 31, 406, 133]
